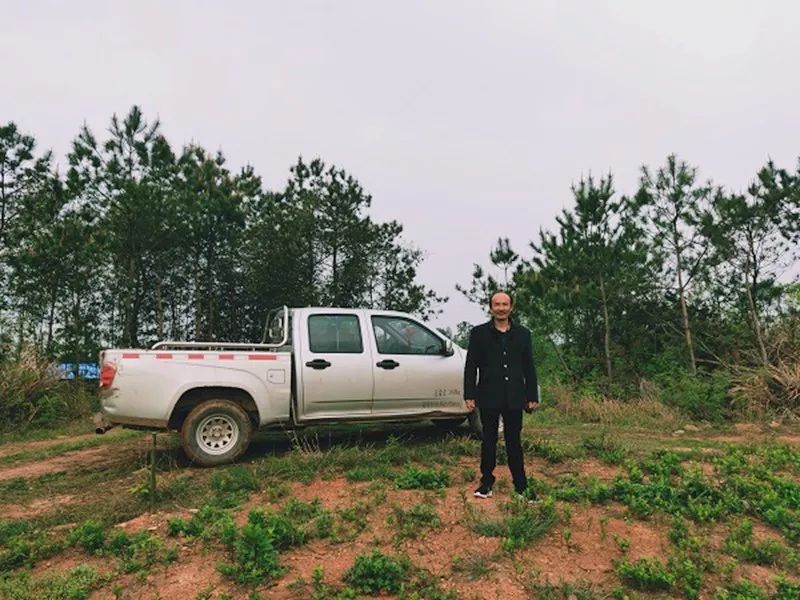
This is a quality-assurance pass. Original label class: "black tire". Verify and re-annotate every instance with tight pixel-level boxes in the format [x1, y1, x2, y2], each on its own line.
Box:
[181, 399, 252, 466]
[431, 417, 467, 432]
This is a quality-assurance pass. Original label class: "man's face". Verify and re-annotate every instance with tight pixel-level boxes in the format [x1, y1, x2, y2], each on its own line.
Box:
[490, 293, 512, 320]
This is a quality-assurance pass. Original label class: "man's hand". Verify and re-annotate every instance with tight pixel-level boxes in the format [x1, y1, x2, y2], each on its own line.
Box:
[524, 400, 540, 414]
[465, 399, 476, 412]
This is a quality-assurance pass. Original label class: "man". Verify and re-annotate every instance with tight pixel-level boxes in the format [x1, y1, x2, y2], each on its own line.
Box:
[464, 290, 539, 499]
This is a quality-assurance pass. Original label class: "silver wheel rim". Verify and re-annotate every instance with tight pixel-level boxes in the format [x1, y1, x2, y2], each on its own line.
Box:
[196, 414, 239, 455]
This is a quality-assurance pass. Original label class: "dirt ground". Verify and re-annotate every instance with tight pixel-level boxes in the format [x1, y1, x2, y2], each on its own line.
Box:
[2, 423, 799, 599]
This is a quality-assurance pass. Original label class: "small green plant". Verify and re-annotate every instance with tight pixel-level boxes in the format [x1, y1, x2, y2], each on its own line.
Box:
[723, 519, 794, 567]
[218, 514, 285, 585]
[0, 563, 102, 600]
[713, 579, 768, 599]
[615, 556, 675, 592]
[388, 502, 441, 542]
[451, 553, 495, 580]
[501, 497, 558, 552]
[582, 433, 628, 465]
[105, 531, 177, 573]
[343, 550, 411, 595]
[68, 519, 107, 554]
[394, 466, 451, 490]
[345, 464, 391, 482]
[613, 535, 630, 553]
[524, 438, 584, 463]
[460, 466, 474, 483]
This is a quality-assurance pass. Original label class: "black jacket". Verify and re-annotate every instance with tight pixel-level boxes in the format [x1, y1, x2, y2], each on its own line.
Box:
[463, 319, 539, 410]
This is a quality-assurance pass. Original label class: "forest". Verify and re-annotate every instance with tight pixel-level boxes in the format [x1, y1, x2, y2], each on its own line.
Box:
[1, 106, 799, 425]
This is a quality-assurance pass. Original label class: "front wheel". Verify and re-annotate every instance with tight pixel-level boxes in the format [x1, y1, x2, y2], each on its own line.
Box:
[181, 399, 252, 466]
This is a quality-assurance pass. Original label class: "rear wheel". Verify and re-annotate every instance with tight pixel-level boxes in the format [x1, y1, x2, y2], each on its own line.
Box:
[181, 399, 252, 466]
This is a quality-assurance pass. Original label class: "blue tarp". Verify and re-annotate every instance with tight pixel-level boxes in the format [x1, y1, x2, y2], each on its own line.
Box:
[57, 363, 99, 380]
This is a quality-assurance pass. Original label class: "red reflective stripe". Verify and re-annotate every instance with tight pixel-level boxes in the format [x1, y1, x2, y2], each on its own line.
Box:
[155, 353, 173, 359]
[187, 353, 204, 360]
[219, 354, 235, 360]
[122, 353, 140, 359]
[248, 354, 277, 360]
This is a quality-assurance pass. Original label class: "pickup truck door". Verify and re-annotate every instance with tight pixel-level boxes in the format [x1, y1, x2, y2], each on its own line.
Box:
[369, 315, 462, 416]
[297, 312, 374, 419]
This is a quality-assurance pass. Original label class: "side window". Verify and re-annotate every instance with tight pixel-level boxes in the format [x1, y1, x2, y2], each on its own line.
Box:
[372, 316, 443, 355]
[308, 315, 363, 353]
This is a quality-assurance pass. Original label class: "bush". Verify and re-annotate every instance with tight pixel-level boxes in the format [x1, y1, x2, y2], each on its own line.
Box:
[218, 518, 285, 585]
[394, 466, 450, 490]
[343, 551, 410, 595]
[615, 556, 676, 591]
[731, 361, 800, 420]
[0, 347, 63, 428]
[68, 520, 106, 554]
[501, 497, 558, 552]
[653, 368, 732, 422]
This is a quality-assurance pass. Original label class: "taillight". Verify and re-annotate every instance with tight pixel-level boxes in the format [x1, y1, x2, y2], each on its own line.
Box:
[99, 362, 117, 389]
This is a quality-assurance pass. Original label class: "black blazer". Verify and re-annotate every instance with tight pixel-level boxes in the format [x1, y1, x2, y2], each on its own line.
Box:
[464, 319, 539, 410]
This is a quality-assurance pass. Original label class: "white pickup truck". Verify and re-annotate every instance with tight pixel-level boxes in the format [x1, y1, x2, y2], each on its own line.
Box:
[97, 307, 484, 465]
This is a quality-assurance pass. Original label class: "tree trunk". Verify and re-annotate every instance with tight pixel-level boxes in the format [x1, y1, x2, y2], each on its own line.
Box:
[675, 246, 697, 375]
[599, 275, 613, 380]
[744, 249, 769, 367]
[156, 280, 164, 340]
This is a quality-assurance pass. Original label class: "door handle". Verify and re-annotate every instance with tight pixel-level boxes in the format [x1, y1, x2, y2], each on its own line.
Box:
[376, 359, 400, 369]
[305, 359, 332, 370]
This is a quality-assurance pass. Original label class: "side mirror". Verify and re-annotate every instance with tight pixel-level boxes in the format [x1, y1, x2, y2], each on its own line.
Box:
[442, 339, 455, 357]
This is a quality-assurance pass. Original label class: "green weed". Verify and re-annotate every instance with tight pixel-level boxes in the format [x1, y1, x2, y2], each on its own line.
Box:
[501, 497, 558, 552]
[388, 502, 441, 542]
[67, 520, 106, 554]
[524, 438, 584, 463]
[615, 556, 676, 591]
[342, 550, 411, 595]
[0, 564, 102, 600]
[451, 553, 495, 580]
[394, 466, 450, 490]
[582, 432, 629, 465]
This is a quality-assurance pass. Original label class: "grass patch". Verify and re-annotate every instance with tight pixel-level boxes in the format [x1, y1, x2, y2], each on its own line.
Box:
[0, 430, 140, 466]
[451, 553, 496, 580]
[615, 556, 676, 592]
[388, 502, 442, 542]
[0, 564, 103, 600]
[394, 465, 450, 490]
[342, 550, 411, 595]
[524, 438, 585, 463]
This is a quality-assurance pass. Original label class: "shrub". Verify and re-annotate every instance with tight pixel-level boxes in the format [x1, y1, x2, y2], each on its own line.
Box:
[501, 497, 558, 552]
[615, 556, 675, 591]
[582, 433, 628, 465]
[388, 503, 441, 541]
[0, 564, 101, 600]
[343, 551, 410, 595]
[731, 361, 800, 420]
[394, 466, 450, 490]
[218, 518, 285, 585]
[68, 520, 106, 554]
[653, 368, 731, 422]
[0, 347, 65, 429]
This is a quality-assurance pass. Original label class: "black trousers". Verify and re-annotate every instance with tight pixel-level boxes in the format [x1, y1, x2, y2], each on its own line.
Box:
[479, 406, 527, 492]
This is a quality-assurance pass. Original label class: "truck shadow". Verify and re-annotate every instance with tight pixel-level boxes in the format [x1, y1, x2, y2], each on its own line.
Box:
[245, 421, 476, 461]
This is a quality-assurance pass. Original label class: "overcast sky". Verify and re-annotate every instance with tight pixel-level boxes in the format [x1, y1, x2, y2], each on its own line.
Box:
[3, 1, 799, 329]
